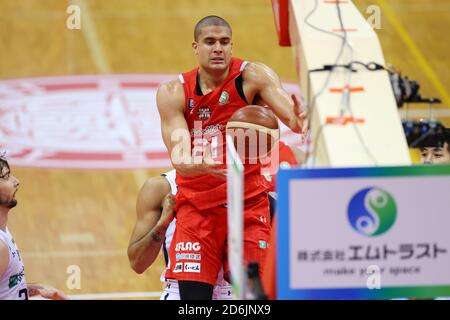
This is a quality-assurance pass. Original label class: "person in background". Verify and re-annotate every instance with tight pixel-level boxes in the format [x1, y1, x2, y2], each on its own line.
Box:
[0, 154, 67, 300]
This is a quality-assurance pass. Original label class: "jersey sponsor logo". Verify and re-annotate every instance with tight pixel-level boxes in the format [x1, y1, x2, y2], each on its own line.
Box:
[197, 106, 211, 120]
[0, 75, 302, 169]
[175, 241, 201, 252]
[173, 262, 183, 273]
[183, 262, 201, 273]
[219, 91, 229, 106]
[8, 267, 25, 289]
[259, 240, 268, 249]
[190, 124, 224, 137]
[175, 253, 201, 261]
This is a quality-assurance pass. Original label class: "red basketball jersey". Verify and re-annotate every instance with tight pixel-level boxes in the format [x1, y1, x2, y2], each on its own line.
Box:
[176, 57, 271, 210]
[278, 141, 298, 166]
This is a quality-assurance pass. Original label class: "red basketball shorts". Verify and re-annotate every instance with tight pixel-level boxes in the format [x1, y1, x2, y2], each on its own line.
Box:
[165, 193, 271, 285]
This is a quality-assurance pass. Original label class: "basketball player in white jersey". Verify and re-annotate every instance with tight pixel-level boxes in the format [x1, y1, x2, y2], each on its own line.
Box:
[0, 154, 66, 300]
[128, 169, 232, 300]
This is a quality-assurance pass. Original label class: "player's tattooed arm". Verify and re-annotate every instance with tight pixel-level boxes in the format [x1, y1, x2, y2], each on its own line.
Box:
[243, 62, 308, 134]
[128, 177, 174, 274]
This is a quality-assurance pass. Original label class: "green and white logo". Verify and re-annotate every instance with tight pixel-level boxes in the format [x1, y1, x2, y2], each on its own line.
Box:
[348, 187, 397, 237]
[219, 91, 229, 105]
[8, 269, 25, 289]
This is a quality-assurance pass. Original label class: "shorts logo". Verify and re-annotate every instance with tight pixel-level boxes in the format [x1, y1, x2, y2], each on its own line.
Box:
[8, 267, 25, 289]
[173, 262, 183, 273]
[197, 106, 211, 120]
[184, 262, 201, 273]
[262, 172, 272, 182]
[175, 242, 201, 252]
[259, 240, 267, 249]
[175, 253, 201, 261]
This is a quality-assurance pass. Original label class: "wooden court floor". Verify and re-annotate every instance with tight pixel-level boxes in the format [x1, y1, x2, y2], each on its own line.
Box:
[0, 0, 449, 299]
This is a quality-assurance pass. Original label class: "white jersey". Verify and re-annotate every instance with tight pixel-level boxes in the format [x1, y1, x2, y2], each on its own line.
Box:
[160, 170, 233, 300]
[161, 169, 177, 271]
[0, 227, 28, 300]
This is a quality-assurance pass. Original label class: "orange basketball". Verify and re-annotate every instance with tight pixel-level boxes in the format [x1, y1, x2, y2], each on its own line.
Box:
[226, 105, 279, 163]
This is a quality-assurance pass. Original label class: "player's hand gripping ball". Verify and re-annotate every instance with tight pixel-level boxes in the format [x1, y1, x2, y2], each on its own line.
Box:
[226, 105, 279, 163]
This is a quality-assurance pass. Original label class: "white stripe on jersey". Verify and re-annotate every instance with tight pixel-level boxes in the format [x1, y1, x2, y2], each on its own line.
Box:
[0, 228, 28, 300]
[162, 169, 177, 195]
[240, 60, 249, 72]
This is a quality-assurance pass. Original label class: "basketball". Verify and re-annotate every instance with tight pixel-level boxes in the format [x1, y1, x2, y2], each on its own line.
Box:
[226, 105, 279, 162]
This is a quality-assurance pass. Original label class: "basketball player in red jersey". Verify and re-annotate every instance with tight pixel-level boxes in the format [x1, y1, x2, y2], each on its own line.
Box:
[0, 154, 67, 300]
[157, 16, 307, 299]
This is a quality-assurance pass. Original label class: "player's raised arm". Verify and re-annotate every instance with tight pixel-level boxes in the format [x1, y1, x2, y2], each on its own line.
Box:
[243, 62, 307, 134]
[127, 177, 175, 274]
